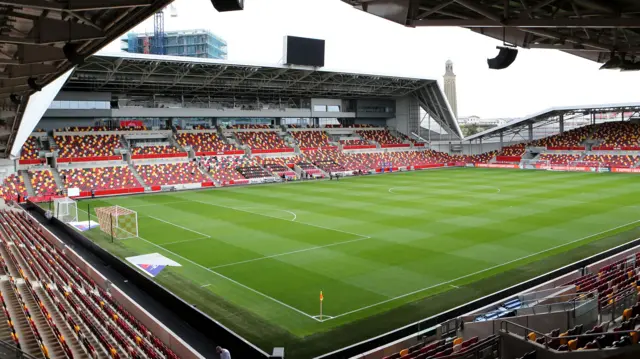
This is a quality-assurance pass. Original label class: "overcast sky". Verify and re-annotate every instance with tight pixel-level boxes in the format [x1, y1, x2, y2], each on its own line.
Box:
[102, 0, 640, 119]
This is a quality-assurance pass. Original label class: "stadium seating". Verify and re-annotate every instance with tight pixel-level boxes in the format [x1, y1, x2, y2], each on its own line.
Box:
[450, 151, 497, 164]
[55, 134, 122, 159]
[203, 156, 247, 184]
[60, 166, 142, 191]
[531, 125, 593, 149]
[357, 130, 405, 146]
[235, 131, 290, 151]
[230, 124, 270, 129]
[3, 174, 27, 200]
[341, 139, 371, 146]
[537, 153, 581, 165]
[135, 162, 206, 186]
[57, 126, 109, 132]
[591, 122, 640, 149]
[0, 210, 181, 359]
[498, 144, 526, 157]
[255, 157, 296, 177]
[380, 335, 498, 359]
[20, 136, 40, 160]
[291, 131, 330, 148]
[131, 145, 184, 156]
[582, 154, 639, 168]
[176, 132, 238, 154]
[28, 170, 57, 196]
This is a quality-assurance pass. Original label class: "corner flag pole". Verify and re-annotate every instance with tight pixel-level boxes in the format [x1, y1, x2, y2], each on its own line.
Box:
[320, 291, 323, 320]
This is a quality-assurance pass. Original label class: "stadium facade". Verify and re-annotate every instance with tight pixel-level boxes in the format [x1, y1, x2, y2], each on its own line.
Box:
[121, 29, 228, 59]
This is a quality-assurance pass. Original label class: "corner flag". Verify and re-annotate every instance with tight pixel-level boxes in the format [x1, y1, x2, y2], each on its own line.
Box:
[319, 291, 324, 320]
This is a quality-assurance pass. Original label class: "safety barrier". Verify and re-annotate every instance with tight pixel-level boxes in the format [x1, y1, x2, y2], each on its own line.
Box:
[57, 155, 122, 163]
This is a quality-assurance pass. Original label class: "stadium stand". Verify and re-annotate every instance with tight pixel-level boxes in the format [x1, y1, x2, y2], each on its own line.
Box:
[230, 124, 271, 129]
[131, 145, 184, 156]
[28, 170, 57, 196]
[176, 132, 238, 154]
[531, 125, 593, 150]
[341, 139, 371, 146]
[4, 174, 27, 200]
[582, 154, 639, 168]
[55, 134, 122, 159]
[235, 131, 291, 152]
[537, 153, 581, 165]
[591, 122, 640, 149]
[498, 144, 527, 157]
[19, 136, 41, 160]
[0, 210, 182, 359]
[255, 157, 297, 178]
[60, 166, 142, 191]
[450, 151, 497, 164]
[357, 129, 406, 146]
[203, 156, 248, 184]
[135, 162, 206, 186]
[291, 131, 331, 149]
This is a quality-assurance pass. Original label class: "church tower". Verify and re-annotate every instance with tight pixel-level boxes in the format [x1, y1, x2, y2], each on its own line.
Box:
[443, 59, 458, 119]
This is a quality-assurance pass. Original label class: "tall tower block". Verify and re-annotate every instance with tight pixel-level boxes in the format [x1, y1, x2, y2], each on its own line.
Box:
[444, 59, 458, 119]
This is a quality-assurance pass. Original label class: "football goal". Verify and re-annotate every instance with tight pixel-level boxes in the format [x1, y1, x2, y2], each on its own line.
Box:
[53, 197, 78, 223]
[95, 205, 138, 239]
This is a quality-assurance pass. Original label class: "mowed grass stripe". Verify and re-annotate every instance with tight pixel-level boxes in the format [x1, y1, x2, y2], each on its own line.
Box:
[74, 168, 640, 357]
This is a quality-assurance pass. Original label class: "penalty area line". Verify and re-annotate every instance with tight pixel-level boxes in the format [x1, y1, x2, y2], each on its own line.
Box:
[321, 218, 640, 321]
[146, 215, 211, 238]
[210, 235, 371, 270]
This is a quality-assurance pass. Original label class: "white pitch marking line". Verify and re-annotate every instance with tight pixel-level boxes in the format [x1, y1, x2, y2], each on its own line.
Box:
[320, 218, 640, 321]
[131, 234, 322, 322]
[147, 215, 211, 238]
[201, 284, 211, 288]
[389, 186, 500, 195]
[127, 201, 191, 208]
[235, 207, 297, 222]
[450, 284, 460, 289]
[189, 199, 369, 239]
[210, 235, 371, 270]
[161, 236, 211, 246]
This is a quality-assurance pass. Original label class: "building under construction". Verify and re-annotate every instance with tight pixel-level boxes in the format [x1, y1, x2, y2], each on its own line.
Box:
[121, 29, 228, 59]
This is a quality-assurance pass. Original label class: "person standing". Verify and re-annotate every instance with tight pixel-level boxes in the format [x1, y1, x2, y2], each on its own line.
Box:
[216, 346, 231, 359]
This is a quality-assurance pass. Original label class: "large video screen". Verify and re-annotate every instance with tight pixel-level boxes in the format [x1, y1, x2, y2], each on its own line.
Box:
[284, 36, 325, 67]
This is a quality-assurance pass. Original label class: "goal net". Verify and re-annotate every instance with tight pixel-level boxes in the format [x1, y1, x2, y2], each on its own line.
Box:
[53, 198, 78, 223]
[95, 206, 138, 239]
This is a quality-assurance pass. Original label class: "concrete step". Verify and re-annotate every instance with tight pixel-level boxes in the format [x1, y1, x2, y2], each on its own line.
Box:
[128, 163, 148, 190]
[19, 170, 35, 197]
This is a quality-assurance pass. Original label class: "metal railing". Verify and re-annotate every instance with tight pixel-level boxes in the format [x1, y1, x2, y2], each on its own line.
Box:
[500, 320, 638, 351]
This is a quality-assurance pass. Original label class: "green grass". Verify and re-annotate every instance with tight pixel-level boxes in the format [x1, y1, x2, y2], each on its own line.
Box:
[70, 168, 640, 358]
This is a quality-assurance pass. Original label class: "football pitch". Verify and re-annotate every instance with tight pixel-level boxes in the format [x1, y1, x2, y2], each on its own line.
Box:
[75, 168, 640, 357]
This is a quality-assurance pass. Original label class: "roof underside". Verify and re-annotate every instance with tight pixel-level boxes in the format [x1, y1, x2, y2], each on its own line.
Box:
[0, 0, 175, 157]
[342, 0, 640, 64]
[465, 102, 640, 141]
[63, 53, 463, 138]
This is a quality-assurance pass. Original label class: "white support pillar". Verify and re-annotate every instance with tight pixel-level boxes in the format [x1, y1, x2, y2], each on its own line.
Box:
[499, 132, 504, 148]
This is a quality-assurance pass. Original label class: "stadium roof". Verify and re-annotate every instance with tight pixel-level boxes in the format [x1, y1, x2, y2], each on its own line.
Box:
[1, 0, 175, 158]
[62, 52, 463, 138]
[342, 0, 640, 64]
[465, 102, 640, 141]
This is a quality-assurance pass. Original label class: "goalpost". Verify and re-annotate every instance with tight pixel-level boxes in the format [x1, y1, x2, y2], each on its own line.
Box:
[53, 197, 78, 223]
[95, 206, 138, 239]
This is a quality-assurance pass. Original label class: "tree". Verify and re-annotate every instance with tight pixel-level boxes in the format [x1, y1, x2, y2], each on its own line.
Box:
[462, 124, 482, 137]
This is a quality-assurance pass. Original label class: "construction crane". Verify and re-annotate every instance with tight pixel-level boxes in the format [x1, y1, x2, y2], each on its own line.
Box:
[152, 3, 177, 55]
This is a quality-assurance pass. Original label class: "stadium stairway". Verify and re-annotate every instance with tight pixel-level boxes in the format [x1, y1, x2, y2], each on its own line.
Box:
[128, 162, 149, 190]
[47, 134, 58, 153]
[50, 168, 64, 190]
[1, 243, 66, 358]
[169, 134, 188, 154]
[198, 165, 219, 186]
[0, 280, 44, 358]
[19, 170, 35, 197]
